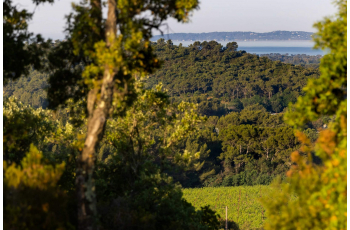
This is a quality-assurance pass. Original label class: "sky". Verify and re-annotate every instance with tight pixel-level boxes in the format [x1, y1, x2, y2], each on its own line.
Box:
[14, 0, 338, 40]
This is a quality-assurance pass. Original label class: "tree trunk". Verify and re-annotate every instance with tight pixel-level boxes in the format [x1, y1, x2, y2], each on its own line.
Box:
[76, 1, 116, 229]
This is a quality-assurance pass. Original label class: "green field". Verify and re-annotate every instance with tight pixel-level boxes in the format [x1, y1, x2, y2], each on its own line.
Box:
[183, 186, 272, 230]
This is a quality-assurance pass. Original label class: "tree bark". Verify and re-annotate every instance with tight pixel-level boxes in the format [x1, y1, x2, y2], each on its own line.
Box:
[76, 1, 117, 229]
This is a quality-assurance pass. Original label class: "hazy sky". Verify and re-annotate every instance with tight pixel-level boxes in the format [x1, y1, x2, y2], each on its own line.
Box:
[14, 0, 338, 40]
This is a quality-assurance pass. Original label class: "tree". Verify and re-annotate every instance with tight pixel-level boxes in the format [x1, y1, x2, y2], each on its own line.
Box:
[94, 83, 219, 229]
[262, 1, 347, 229]
[102, 82, 205, 175]
[3, 0, 53, 84]
[44, 0, 199, 229]
[219, 124, 260, 172]
[3, 97, 54, 164]
[4, 145, 70, 230]
[225, 42, 238, 52]
[3, 97, 80, 228]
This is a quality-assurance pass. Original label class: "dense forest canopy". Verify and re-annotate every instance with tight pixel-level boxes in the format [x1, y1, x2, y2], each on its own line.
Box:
[146, 40, 320, 114]
[4, 40, 320, 115]
[3, 40, 327, 190]
[259, 53, 321, 69]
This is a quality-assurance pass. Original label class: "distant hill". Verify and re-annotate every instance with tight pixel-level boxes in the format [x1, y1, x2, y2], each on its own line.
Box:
[151, 31, 313, 41]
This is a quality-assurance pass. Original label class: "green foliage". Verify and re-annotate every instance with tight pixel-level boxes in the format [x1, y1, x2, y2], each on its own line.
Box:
[3, 82, 221, 229]
[285, 3, 346, 127]
[96, 162, 220, 230]
[3, 0, 52, 84]
[3, 60, 320, 190]
[43, 1, 202, 228]
[4, 1, 337, 229]
[103, 82, 205, 169]
[146, 40, 320, 114]
[4, 41, 319, 115]
[4, 144, 73, 229]
[217, 107, 297, 175]
[46, 0, 199, 112]
[263, 1, 347, 229]
[3, 97, 80, 228]
[3, 96, 79, 164]
[4, 144, 65, 189]
[164, 105, 305, 188]
[183, 186, 272, 229]
[177, 118, 223, 187]
[94, 84, 220, 229]
[219, 164, 275, 187]
[4, 69, 49, 108]
[260, 53, 321, 69]
[3, 97, 55, 164]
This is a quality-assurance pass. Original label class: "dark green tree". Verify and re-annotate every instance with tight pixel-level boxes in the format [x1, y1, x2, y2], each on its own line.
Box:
[3, 0, 53, 84]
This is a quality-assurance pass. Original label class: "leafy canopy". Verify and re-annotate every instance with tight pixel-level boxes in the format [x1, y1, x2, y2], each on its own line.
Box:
[262, 1, 347, 229]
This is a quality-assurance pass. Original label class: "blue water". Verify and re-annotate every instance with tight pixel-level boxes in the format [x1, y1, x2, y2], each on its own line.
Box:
[171, 40, 326, 56]
[238, 46, 325, 55]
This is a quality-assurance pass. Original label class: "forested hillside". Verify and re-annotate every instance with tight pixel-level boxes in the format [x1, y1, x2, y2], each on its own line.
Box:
[4, 40, 320, 114]
[259, 53, 321, 69]
[147, 39, 320, 114]
[4, 40, 327, 189]
[4, 69, 50, 108]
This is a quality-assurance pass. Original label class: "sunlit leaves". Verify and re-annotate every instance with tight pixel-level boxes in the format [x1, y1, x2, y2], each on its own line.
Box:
[263, 1, 347, 229]
[285, 0, 346, 128]
[4, 144, 65, 190]
[104, 82, 205, 170]
[3, 144, 72, 230]
[3, 97, 55, 164]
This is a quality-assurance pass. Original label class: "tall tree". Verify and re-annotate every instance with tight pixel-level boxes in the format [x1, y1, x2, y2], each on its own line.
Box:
[45, 0, 199, 229]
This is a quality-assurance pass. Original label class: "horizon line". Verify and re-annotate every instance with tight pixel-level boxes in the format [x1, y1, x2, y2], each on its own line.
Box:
[153, 30, 314, 35]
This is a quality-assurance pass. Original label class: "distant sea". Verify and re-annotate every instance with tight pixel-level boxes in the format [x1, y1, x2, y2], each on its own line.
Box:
[171, 40, 326, 56]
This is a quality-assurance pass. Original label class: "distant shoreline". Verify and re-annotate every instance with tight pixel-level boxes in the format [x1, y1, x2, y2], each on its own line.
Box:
[151, 31, 314, 42]
[157, 39, 313, 42]
[166, 40, 325, 55]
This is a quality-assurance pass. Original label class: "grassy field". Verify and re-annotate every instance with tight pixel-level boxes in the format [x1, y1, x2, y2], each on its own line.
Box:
[183, 186, 272, 230]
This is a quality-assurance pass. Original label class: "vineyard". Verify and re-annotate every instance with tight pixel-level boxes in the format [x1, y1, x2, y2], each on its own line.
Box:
[183, 186, 272, 230]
